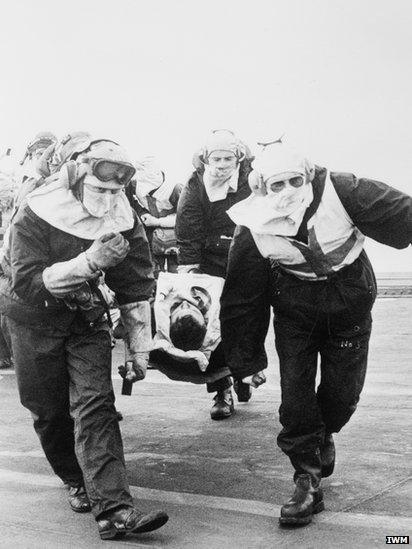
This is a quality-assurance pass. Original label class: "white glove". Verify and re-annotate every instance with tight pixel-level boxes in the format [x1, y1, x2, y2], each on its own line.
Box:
[43, 253, 99, 298]
[118, 301, 152, 382]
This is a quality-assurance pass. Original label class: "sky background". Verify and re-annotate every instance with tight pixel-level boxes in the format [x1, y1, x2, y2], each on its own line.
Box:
[0, 0, 411, 271]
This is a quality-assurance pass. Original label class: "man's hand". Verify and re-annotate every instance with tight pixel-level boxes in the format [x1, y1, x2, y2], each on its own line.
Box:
[118, 352, 149, 382]
[242, 370, 266, 388]
[141, 213, 159, 227]
[86, 232, 129, 271]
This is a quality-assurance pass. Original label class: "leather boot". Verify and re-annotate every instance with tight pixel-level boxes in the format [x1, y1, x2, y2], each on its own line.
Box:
[97, 506, 169, 540]
[210, 389, 234, 420]
[68, 485, 91, 513]
[279, 474, 324, 526]
[320, 433, 335, 478]
[233, 380, 252, 402]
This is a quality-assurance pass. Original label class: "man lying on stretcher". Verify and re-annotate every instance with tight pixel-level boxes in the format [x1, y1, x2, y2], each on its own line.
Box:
[150, 272, 265, 397]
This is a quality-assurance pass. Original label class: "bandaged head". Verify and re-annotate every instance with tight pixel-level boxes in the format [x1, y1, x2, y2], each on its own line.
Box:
[249, 142, 314, 215]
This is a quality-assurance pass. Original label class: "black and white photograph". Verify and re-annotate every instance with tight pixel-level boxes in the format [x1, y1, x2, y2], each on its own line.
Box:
[0, 1, 411, 547]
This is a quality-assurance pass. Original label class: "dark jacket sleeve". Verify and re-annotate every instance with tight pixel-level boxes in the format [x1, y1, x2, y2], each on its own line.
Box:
[331, 172, 412, 249]
[104, 211, 155, 304]
[169, 184, 183, 209]
[9, 204, 53, 305]
[175, 174, 205, 265]
[220, 225, 271, 379]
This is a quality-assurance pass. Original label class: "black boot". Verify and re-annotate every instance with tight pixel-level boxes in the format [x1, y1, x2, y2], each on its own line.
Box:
[233, 380, 252, 402]
[279, 474, 324, 526]
[97, 506, 169, 540]
[320, 433, 335, 478]
[68, 484, 91, 513]
[210, 389, 234, 420]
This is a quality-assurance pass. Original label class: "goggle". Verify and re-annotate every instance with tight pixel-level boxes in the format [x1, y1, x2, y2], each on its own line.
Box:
[83, 157, 136, 186]
[266, 175, 305, 193]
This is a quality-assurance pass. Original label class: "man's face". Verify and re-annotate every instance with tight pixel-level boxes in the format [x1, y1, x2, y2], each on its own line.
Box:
[207, 150, 238, 179]
[266, 175, 305, 194]
[169, 299, 208, 351]
[84, 176, 124, 194]
[81, 174, 124, 218]
[264, 173, 308, 213]
[170, 300, 205, 326]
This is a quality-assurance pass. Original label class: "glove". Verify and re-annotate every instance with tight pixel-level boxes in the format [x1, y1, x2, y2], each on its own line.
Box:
[118, 354, 148, 382]
[85, 232, 130, 271]
[119, 301, 152, 383]
[242, 370, 267, 388]
[141, 213, 159, 227]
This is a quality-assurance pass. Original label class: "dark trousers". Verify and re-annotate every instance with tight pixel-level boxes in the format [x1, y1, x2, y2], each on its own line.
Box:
[153, 252, 179, 277]
[275, 314, 371, 456]
[4, 315, 133, 518]
[205, 344, 232, 393]
[271, 257, 376, 477]
[0, 314, 12, 360]
[206, 375, 232, 393]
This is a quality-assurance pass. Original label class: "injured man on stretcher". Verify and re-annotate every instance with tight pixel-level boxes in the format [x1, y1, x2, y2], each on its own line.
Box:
[149, 272, 266, 388]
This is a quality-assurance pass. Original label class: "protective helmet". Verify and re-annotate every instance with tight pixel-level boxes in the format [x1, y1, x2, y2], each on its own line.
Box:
[192, 129, 253, 170]
[252, 141, 315, 184]
[59, 131, 93, 164]
[27, 131, 57, 154]
[61, 138, 136, 195]
[21, 131, 57, 165]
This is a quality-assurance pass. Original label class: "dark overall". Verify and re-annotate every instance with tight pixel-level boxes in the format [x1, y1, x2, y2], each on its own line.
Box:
[0, 204, 154, 518]
[3, 313, 133, 516]
[269, 172, 377, 478]
[221, 166, 412, 482]
[271, 253, 376, 478]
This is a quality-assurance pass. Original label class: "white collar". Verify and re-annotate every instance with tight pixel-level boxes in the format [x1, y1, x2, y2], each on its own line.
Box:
[203, 165, 240, 202]
[27, 179, 134, 239]
[227, 182, 314, 237]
